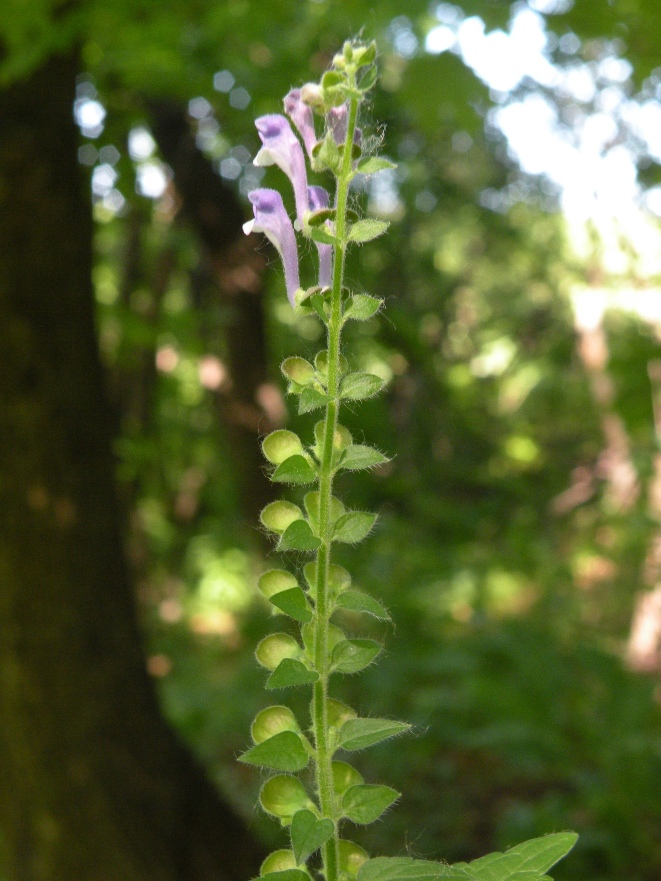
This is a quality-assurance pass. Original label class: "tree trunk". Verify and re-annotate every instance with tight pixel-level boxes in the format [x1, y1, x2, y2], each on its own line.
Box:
[0, 50, 264, 881]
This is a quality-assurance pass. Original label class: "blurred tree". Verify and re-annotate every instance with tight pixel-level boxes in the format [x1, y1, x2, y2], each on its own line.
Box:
[0, 43, 263, 881]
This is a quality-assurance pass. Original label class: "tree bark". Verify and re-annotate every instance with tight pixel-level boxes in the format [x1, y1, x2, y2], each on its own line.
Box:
[0, 50, 264, 881]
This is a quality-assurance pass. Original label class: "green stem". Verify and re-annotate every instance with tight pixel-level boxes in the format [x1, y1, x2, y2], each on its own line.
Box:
[311, 82, 360, 881]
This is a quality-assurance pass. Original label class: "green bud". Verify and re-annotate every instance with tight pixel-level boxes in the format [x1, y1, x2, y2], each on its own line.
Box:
[302, 621, 345, 658]
[259, 569, 299, 600]
[303, 562, 352, 598]
[281, 357, 316, 386]
[261, 850, 298, 875]
[322, 70, 344, 90]
[327, 698, 357, 729]
[353, 41, 377, 68]
[304, 491, 345, 533]
[260, 775, 311, 822]
[338, 840, 370, 876]
[262, 430, 304, 465]
[301, 82, 326, 113]
[314, 350, 348, 378]
[255, 633, 300, 670]
[260, 500, 304, 534]
[313, 420, 352, 460]
[332, 761, 364, 796]
[251, 706, 300, 744]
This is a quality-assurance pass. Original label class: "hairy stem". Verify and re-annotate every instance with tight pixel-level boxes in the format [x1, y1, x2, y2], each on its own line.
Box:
[312, 84, 360, 881]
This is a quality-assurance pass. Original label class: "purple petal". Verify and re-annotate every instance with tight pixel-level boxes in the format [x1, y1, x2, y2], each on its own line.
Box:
[327, 104, 362, 147]
[254, 114, 309, 226]
[244, 188, 300, 305]
[284, 89, 317, 158]
[308, 186, 332, 288]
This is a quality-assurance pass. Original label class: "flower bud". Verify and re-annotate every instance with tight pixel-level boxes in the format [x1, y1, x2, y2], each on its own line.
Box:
[314, 350, 348, 379]
[255, 633, 300, 670]
[332, 761, 364, 796]
[261, 850, 298, 875]
[260, 500, 303, 534]
[251, 706, 300, 743]
[303, 562, 352, 597]
[314, 420, 352, 459]
[301, 82, 325, 112]
[260, 775, 310, 821]
[339, 840, 369, 876]
[262, 430, 304, 465]
[281, 357, 316, 386]
[327, 698, 357, 729]
[304, 490, 345, 532]
[258, 569, 299, 599]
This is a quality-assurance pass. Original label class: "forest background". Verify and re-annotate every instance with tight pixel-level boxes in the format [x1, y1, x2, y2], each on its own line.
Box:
[1, 1, 661, 880]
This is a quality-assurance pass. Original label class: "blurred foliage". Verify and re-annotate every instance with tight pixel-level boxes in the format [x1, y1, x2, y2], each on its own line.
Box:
[3, 1, 661, 880]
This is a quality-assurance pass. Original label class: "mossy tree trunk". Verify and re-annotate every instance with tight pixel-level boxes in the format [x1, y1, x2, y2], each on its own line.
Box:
[0, 50, 264, 881]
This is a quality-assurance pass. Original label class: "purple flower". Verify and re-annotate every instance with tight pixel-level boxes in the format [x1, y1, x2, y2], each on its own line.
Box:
[243, 188, 300, 305]
[284, 89, 317, 159]
[254, 114, 309, 226]
[308, 186, 332, 288]
[327, 104, 362, 148]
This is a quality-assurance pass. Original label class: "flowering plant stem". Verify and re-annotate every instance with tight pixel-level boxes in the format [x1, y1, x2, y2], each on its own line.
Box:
[241, 38, 578, 881]
[313, 85, 359, 881]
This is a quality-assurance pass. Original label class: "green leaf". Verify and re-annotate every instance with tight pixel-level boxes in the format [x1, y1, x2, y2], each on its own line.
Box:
[358, 64, 378, 92]
[309, 292, 330, 321]
[322, 70, 344, 89]
[314, 131, 342, 173]
[333, 512, 377, 543]
[354, 41, 377, 68]
[307, 208, 336, 227]
[341, 373, 384, 400]
[270, 587, 313, 623]
[358, 858, 471, 881]
[340, 445, 389, 471]
[334, 590, 389, 619]
[258, 870, 311, 881]
[273, 455, 317, 485]
[338, 719, 410, 751]
[239, 730, 309, 772]
[342, 784, 399, 824]
[310, 226, 340, 246]
[278, 520, 321, 552]
[347, 219, 390, 243]
[290, 809, 334, 865]
[299, 387, 331, 414]
[356, 157, 396, 175]
[357, 834, 578, 881]
[331, 639, 381, 674]
[344, 295, 382, 322]
[266, 658, 319, 690]
[464, 833, 579, 881]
